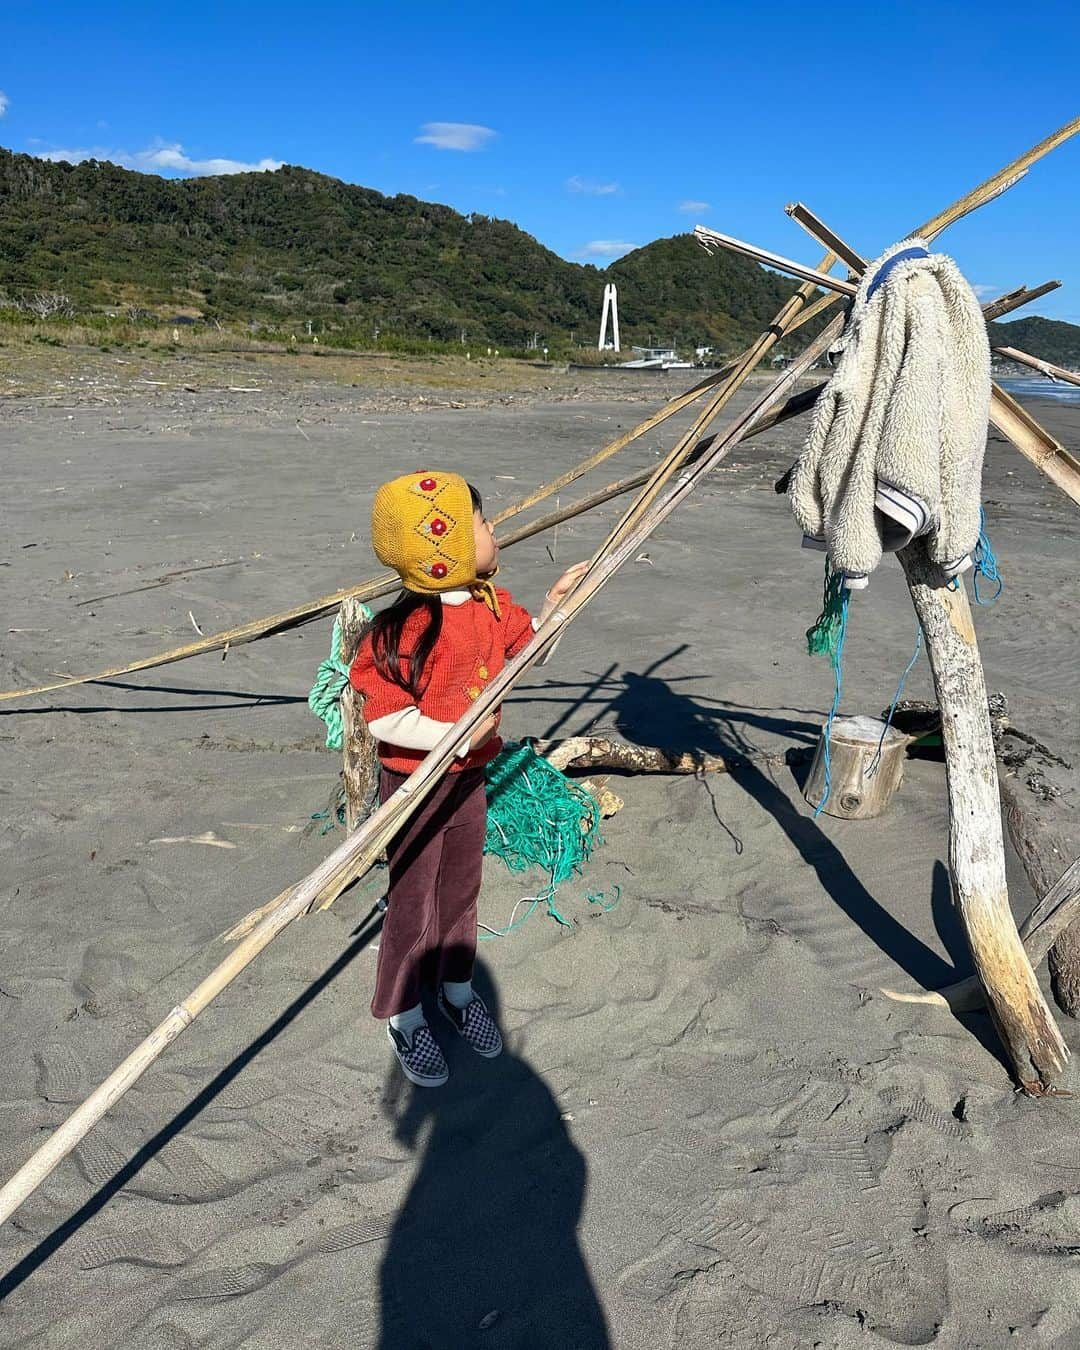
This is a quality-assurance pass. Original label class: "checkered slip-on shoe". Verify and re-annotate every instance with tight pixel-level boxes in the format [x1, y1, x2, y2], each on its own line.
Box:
[438, 990, 503, 1059]
[386, 1021, 449, 1088]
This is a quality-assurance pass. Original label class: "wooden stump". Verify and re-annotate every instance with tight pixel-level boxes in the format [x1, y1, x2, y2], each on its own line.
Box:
[899, 546, 1068, 1092]
[1002, 778, 1080, 1018]
[337, 596, 378, 834]
[803, 715, 907, 819]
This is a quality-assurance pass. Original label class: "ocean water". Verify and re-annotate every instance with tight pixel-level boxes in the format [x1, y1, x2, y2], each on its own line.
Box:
[997, 376, 1080, 405]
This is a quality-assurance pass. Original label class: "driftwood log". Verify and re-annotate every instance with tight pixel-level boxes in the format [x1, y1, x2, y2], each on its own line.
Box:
[1002, 779, 1080, 1017]
[899, 546, 1068, 1091]
[337, 595, 378, 833]
[803, 715, 907, 819]
[532, 735, 807, 777]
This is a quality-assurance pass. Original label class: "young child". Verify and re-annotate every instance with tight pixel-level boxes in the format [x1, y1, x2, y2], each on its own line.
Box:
[349, 470, 587, 1087]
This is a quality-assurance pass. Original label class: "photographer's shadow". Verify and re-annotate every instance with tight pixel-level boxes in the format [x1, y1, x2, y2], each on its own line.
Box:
[377, 959, 609, 1349]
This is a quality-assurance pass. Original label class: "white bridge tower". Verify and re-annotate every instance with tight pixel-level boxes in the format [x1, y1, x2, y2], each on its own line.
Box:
[597, 282, 620, 352]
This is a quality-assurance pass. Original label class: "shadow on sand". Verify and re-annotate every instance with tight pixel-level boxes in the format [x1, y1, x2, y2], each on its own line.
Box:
[376, 960, 609, 1349]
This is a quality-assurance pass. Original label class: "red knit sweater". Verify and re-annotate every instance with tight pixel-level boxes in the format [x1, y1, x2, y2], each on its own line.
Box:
[349, 588, 535, 774]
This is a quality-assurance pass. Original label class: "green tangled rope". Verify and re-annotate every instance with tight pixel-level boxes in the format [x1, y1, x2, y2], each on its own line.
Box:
[307, 610, 373, 751]
[805, 558, 847, 665]
[481, 741, 614, 937]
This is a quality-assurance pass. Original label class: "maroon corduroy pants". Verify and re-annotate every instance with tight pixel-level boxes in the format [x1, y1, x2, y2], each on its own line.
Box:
[371, 766, 486, 1019]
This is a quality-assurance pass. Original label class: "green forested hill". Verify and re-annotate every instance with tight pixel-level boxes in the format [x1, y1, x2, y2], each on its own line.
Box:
[0, 149, 809, 350]
[987, 315, 1080, 369]
[1, 147, 1077, 362]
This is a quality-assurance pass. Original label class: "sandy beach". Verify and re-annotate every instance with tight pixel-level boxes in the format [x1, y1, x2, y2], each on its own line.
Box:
[1, 358, 1079, 1348]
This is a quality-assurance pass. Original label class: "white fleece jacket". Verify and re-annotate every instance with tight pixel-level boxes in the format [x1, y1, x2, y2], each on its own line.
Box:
[790, 236, 991, 586]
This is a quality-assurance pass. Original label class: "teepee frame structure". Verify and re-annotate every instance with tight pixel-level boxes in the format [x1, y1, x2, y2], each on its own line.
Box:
[1, 117, 1079, 1232]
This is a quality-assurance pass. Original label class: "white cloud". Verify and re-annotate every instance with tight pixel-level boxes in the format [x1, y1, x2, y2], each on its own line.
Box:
[566, 175, 621, 196]
[971, 284, 998, 299]
[678, 199, 709, 213]
[35, 140, 283, 177]
[577, 240, 639, 259]
[0, 92, 9, 117]
[414, 122, 496, 152]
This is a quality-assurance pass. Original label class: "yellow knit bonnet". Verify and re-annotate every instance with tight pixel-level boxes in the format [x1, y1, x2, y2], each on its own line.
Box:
[370, 470, 501, 615]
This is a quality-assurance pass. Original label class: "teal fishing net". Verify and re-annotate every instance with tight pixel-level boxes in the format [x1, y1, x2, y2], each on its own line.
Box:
[481, 741, 613, 935]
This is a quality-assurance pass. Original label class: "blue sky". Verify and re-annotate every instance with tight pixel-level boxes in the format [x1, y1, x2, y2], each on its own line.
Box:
[3, 1, 1079, 320]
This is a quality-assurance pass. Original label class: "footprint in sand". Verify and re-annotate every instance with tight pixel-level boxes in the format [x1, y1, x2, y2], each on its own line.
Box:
[34, 1042, 87, 1103]
[880, 1087, 971, 1141]
[174, 1212, 395, 1302]
[77, 1225, 193, 1271]
[75, 1125, 254, 1203]
[950, 1191, 1080, 1256]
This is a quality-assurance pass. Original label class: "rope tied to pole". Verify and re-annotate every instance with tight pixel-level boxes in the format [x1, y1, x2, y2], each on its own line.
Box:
[973, 506, 1004, 605]
[806, 557, 850, 816]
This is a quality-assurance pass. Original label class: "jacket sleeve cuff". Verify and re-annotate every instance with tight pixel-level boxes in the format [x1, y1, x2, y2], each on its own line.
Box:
[366, 707, 471, 758]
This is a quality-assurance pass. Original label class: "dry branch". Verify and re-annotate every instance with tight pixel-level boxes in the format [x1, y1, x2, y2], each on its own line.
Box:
[338, 596, 377, 836]
[533, 734, 806, 776]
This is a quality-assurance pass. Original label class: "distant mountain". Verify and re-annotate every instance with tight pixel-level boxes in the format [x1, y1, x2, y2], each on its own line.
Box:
[0, 148, 811, 351]
[1, 148, 1077, 364]
[988, 315, 1080, 370]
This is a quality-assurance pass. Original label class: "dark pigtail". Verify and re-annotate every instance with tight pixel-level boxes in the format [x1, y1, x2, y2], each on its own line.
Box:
[371, 592, 444, 699]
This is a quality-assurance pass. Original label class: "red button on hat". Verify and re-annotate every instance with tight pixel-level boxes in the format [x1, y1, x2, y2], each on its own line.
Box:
[419, 476, 437, 491]
[430, 518, 447, 536]
[430, 561, 448, 579]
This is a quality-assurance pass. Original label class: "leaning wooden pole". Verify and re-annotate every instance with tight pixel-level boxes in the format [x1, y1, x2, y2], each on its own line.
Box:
[0, 369, 728, 703]
[899, 549, 1068, 1091]
[0, 315, 840, 1229]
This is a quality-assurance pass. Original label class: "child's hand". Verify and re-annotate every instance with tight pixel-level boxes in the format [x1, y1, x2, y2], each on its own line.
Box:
[470, 713, 500, 750]
[540, 561, 589, 621]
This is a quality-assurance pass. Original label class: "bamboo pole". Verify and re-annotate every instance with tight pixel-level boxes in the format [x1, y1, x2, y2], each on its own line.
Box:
[982, 281, 1061, 322]
[696, 226, 857, 296]
[0, 376, 730, 704]
[0, 313, 840, 1229]
[915, 116, 1080, 238]
[590, 251, 845, 561]
[993, 346, 1080, 388]
[987, 377, 1080, 508]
